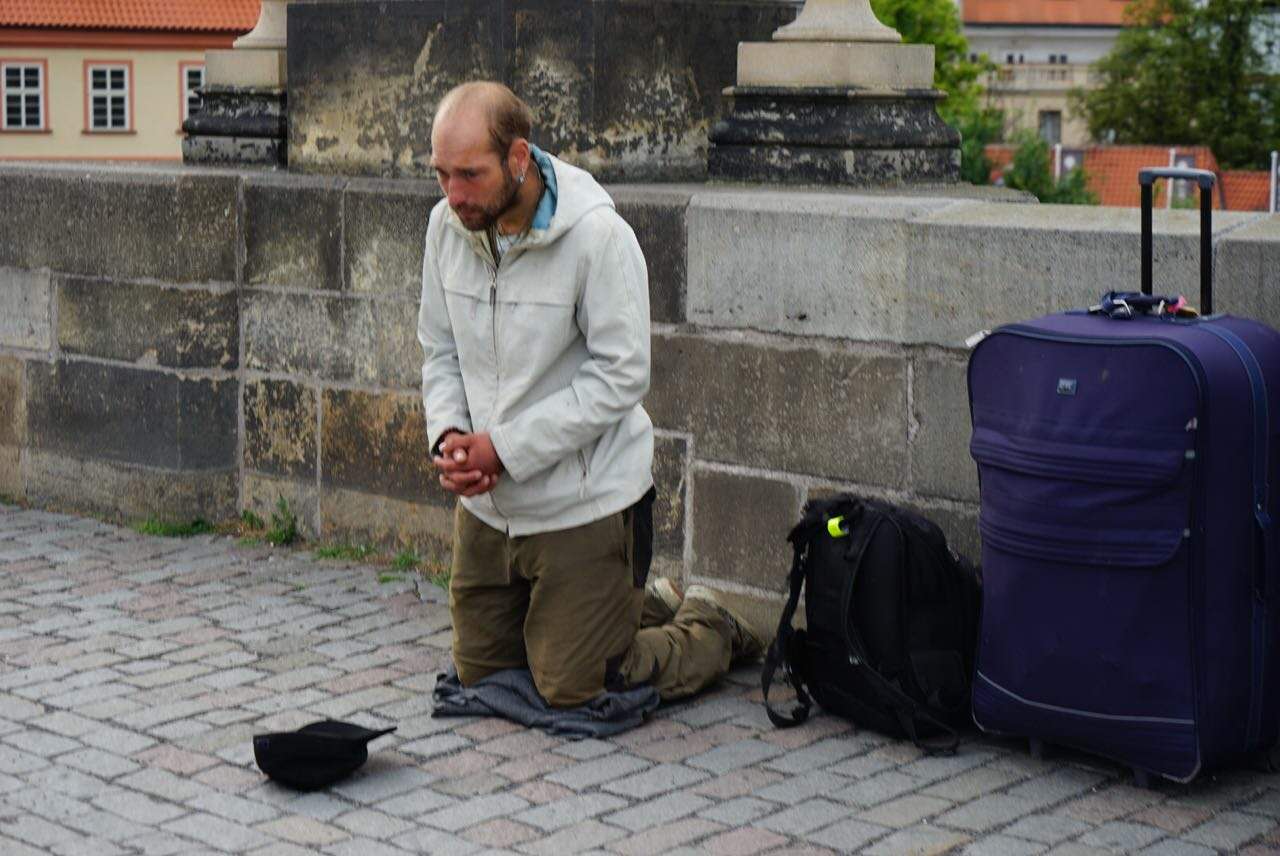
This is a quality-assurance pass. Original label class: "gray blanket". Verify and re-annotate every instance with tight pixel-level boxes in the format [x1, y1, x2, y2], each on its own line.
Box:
[431, 668, 660, 739]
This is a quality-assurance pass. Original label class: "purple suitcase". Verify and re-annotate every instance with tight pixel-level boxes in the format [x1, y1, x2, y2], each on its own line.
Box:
[967, 168, 1280, 783]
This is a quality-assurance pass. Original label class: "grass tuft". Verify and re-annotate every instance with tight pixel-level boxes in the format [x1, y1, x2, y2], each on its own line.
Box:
[392, 548, 421, 572]
[135, 518, 216, 538]
[421, 559, 451, 592]
[314, 543, 376, 562]
[265, 496, 298, 546]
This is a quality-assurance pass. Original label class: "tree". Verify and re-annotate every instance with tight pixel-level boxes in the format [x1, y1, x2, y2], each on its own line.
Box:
[871, 0, 1006, 183]
[1074, 0, 1280, 169]
[1001, 131, 1099, 204]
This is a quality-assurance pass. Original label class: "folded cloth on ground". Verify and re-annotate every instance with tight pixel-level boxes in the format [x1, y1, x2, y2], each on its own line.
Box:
[431, 668, 659, 739]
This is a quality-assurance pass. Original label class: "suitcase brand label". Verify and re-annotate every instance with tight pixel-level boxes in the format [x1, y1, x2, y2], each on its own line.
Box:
[1057, 378, 1078, 396]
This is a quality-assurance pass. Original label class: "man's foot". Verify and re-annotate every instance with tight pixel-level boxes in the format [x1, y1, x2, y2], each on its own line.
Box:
[642, 576, 684, 627]
[684, 585, 766, 664]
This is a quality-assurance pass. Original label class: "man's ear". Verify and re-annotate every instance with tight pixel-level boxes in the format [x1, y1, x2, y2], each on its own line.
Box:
[508, 138, 531, 178]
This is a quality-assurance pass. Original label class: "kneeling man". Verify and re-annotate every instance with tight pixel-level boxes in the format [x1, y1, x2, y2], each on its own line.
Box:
[418, 81, 762, 708]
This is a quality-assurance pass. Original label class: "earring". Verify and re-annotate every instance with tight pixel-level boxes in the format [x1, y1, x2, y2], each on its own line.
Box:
[517, 170, 526, 186]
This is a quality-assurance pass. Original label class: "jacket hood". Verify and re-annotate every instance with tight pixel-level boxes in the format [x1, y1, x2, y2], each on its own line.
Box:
[443, 147, 615, 254]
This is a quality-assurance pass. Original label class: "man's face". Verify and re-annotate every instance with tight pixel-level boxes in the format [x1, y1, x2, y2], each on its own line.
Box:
[430, 111, 521, 232]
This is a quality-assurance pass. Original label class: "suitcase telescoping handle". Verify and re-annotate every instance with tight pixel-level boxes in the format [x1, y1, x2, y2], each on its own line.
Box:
[1139, 167, 1215, 315]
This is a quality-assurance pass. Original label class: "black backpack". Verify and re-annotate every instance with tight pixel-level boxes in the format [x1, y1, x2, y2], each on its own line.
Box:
[762, 495, 982, 753]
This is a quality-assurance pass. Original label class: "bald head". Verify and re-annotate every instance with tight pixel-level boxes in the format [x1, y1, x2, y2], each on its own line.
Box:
[434, 81, 533, 158]
[429, 82, 540, 233]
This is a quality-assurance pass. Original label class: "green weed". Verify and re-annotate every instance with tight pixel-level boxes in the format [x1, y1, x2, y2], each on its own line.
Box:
[422, 559, 451, 592]
[266, 496, 298, 546]
[392, 548, 421, 572]
[135, 518, 216, 538]
[314, 543, 376, 561]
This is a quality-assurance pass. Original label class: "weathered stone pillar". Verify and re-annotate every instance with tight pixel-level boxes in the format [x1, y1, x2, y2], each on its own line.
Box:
[708, 0, 960, 184]
[182, 0, 288, 167]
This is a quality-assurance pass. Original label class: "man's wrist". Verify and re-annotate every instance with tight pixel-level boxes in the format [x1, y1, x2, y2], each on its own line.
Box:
[432, 427, 462, 457]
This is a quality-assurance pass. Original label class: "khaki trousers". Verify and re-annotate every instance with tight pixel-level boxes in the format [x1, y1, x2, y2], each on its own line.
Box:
[449, 497, 735, 707]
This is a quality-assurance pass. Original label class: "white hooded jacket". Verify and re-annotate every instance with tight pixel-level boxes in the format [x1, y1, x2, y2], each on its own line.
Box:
[417, 148, 654, 535]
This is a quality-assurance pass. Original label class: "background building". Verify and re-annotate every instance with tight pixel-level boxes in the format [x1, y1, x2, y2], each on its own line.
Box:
[0, 0, 257, 162]
[964, 0, 1128, 146]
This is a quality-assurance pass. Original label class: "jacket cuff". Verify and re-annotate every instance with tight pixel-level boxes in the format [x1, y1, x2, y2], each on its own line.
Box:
[489, 425, 532, 483]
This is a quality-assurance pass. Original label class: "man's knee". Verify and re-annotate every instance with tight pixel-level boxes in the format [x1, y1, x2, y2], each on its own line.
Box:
[454, 655, 505, 688]
[529, 658, 607, 708]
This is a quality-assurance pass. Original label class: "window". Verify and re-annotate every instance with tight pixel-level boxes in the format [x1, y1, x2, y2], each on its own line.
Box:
[181, 63, 205, 122]
[1038, 110, 1062, 145]
[86, 62, 130, 131]
[2, 62, 44, 130]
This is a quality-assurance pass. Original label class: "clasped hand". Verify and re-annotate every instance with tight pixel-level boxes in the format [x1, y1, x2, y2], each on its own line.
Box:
[433, 431, 503, 496]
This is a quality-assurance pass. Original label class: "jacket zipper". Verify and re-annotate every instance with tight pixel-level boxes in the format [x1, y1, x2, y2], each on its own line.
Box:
[485, 233, 505, 520]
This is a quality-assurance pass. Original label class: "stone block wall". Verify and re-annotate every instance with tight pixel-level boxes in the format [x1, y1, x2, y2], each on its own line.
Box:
[286, 0, 799, 181]
[2, 163, 1278, 626]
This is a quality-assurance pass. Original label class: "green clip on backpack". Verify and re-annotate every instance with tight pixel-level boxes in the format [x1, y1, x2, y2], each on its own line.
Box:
[762, 495, 982, 753]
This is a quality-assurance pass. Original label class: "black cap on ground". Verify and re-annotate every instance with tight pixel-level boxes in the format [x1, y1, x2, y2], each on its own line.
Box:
[253, 719, 397, 791]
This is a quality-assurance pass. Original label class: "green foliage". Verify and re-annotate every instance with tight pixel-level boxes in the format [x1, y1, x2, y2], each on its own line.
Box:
[314, 542, 376, 561]
[240, 509, 265, 530]
[377, 572, 406, 584]
[952, 106, 1006, 185]
[1074, 0, 1280, 169]
[266, 496, 298, 546]
[135, 517, 216, 538]
[423, 564, 451, 592]
[871, 0, 1005, 182]
[392, 548, 421, 572]
[1002, 132, 1099, 205]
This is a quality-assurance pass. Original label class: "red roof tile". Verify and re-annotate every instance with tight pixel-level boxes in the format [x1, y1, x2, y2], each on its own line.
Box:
[982, 144, 1264, 209]
[965, 0, 1131, 27]
[0, 0, 259, 32]
[1221, 170, 1273, 212]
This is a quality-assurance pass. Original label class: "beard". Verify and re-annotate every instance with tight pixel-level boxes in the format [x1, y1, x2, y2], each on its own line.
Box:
[453, 164, 522, 232]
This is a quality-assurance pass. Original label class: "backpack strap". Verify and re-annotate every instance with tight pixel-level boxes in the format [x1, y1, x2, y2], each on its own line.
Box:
[762, 534, 812, 727]
[761, 500, 849, 728]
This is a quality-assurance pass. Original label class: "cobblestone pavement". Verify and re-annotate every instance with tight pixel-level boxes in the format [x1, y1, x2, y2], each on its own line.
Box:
[2, 504, 1280, 855]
